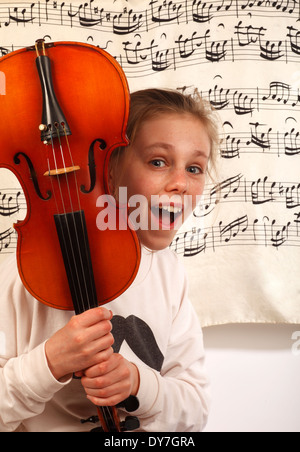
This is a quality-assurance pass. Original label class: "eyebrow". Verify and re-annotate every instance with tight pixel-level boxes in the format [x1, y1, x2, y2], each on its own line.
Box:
[143, 143, 173, 152]
[193, 149, 210, 159]
[144, 143, 210, 159]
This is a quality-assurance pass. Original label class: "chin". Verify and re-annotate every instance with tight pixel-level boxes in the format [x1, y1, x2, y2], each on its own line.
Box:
[137, 230, 177, 251]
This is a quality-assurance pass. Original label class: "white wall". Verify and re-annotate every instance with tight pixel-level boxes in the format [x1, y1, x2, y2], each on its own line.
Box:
[202, 324, 300, 432]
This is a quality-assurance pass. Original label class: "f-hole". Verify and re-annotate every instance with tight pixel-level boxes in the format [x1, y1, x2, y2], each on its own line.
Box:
[80, 138, 107, 194]
[14, 152, 52, 201]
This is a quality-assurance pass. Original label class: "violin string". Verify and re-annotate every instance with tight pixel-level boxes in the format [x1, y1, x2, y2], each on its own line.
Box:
[101, 405, 116, 431]
[46, 154, 81, 306]
[50, 130, 117, 431]
[46, 157, 60, 214]
[49, 127, 85, 312]
[54, 125, 92, 313]
[62, 124, 98, 310]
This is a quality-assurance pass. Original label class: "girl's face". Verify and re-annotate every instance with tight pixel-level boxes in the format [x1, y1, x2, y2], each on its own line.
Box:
[116, 113, 211, 251]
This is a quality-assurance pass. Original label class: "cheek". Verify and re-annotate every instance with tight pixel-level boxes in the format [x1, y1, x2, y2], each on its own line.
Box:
[125, 170, 157, 200]
[124, 181, 153, 208]
[190, 179, 206, 206]
[126, 176, 147, 199]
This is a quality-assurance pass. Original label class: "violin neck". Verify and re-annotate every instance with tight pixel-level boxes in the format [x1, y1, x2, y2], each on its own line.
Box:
[97, 407, 121, 433]
[55, 209, 122, 432]
[54, 210, 98, 315]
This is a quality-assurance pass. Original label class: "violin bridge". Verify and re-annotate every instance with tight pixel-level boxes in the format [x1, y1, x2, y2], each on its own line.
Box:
[44, 166, 80, 177]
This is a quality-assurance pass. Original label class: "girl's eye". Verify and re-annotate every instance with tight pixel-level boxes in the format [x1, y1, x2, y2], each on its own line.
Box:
[150, 159, 166, 168]
[187, 166, 204, 175]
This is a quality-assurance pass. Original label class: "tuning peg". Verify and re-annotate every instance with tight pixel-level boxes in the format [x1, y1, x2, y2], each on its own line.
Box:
[120, 416, 140, 432]
[117, 395, 140, 412]
[80, 415, 99, 424]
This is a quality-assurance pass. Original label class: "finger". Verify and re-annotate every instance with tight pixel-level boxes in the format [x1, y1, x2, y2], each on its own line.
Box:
[85, 346, 115, 370]
[82, 362, 130, 395]
[76, 307, 113, 328]
[74, 370, 84, 378]
[84, 376, 131, 406]
[71, 317, 113, 349]
[73, 337, 114, 373]
[86, 393, 125, 407]
[85, 378, 130, 398]
[83, 353, 122, 379]
[85, 320, 113, 344]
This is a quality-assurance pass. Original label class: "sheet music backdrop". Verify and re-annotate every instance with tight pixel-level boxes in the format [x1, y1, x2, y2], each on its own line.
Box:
[0, 0, 299, 326]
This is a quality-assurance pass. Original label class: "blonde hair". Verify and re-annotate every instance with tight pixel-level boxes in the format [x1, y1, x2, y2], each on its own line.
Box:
[110, 88, 220, 195]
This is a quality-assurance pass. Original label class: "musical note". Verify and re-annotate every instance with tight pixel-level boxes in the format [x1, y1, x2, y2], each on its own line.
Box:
[216, 0, 233, 13]
[234, 20, 266, 47]
[260, 39, 284, 61]
[0, 191, 21, 216]
[0, 0, 298, 33]
[75, 4, 105, 29]
[150, 0, 184, 24]
[113, 9, 144, 35]
[219, 215, 249, 243]
[270, 218, 291, 248]
[247, 122, 272, 150]
[182, 229, 208, 256]
[251, 177, 275, 205]
[287, 25, 300, 56]
[208, 83, 230, 110]
[193, 175, 300, 216]
[221, 134, 241, 159]
[200, 80, 300, 113]
[204, 30, 228, 63]
[194, 174, 243, 216]
[0, 227, 13, 253]
[294, 212, 300, 236]
[192, 1, 214, 23]
[175, 31, 202, 59]
[151, 44, 171, 71]
[233, 90, 255, 115]
[262, 81, 291, 104]
[0, 9, 299, 77]
[217, 119, 300, 158]
[170, 213, 300, 256]
[0, 47, 10, 57]
[286, 184, 300, 209]
[4, 4, 36, 27]
[284, 126, 300, 155]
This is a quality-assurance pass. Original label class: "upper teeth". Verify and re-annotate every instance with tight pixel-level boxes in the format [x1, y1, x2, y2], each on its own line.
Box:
[160, 205, 182, 214]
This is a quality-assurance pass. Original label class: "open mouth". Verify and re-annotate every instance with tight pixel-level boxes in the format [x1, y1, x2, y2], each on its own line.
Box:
[151, 204, 183, 229]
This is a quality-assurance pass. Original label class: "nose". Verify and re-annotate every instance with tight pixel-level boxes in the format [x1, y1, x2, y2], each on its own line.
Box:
[165, 168, 188, 194]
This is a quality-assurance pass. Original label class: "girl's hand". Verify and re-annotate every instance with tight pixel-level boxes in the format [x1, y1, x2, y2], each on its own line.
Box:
[80, 354, 140, 407]
[45, 307, 114, 381]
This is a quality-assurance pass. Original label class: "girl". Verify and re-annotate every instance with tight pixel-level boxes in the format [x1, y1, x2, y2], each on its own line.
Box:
[0, 88, 219, 432]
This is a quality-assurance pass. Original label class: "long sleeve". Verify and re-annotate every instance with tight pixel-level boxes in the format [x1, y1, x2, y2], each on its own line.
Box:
[110, 248, 211, 432]
[0, 344, 70, 431]
[0, 257, 71, 432]
[0, 249, 210, 432]
[131, 274, 210, 431]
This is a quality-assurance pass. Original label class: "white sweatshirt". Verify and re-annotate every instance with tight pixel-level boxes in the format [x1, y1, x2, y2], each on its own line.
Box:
[0, 247, 210, 432]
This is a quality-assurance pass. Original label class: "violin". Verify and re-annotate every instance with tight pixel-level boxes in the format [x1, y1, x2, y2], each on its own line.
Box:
[0, 39, 141, 432]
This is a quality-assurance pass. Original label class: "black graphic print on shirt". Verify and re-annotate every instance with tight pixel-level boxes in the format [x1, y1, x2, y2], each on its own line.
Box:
[111, 315, 164, 372]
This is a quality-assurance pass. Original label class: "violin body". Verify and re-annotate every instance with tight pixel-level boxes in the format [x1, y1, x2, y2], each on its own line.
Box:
[0, 41, 140, 311]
